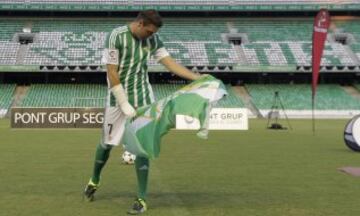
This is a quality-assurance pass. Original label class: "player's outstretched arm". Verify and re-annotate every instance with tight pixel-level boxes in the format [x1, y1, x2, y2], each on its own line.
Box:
[160, 56, 202, 81]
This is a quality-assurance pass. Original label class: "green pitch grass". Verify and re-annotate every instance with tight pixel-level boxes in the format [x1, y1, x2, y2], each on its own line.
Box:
[1, 118, 360, 216]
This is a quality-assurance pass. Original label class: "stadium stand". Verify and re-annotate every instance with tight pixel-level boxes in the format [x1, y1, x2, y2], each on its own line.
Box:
[17, 18, 239, 67]
[234, 19, 359, 67]
[352, 84, 360, 92]
[0, 0, 359, 4]
[0, 84, 16, 109]
[0, 42, 19, 65]
[0, 84, 16, 117]
[0, 20, 24, 65]
[19, 84, 107, 107]
[17, 84, 244, 108]
[241, 41, 357, 66]
[18, 82, 360, 115]
[23, 31, 106, 65]
[152, 84, 245, 108]
[335, 19, 360, 42]
[246, 84, 360, 110]
[0, 18, 357, 71]
[152, 84, 182, 100]
[216, 86, 245, 108]
[153, 19, 238, 66]
[335, 20, 360, 65]
[0, 1, 360, 120]
[0, 20, 24, 41]
[0, 0, 359, 11]
[233, 20, 313, 42]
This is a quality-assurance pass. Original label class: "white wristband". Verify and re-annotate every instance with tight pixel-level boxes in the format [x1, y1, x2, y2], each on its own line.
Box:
[111, 84, 136, 117]
[111, 84, 127, 105]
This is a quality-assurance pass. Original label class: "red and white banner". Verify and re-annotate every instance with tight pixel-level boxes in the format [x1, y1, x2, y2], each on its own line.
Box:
[312, 9, 330, 131]
[312, 9, 330, 100]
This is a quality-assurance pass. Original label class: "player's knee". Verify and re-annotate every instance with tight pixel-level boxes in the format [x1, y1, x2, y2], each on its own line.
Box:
[100, 143, 113, 150]
[95, 159, 105, 164]
[136, 156, 149, 164]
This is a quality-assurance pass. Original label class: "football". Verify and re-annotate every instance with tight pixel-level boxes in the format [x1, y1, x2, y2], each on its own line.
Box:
[122, 151, 136, 164]
[344, 115, 360, 152]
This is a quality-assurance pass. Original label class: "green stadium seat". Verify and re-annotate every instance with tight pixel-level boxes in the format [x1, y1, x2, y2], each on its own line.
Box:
[0, 84, 16, 109]
[0, 18, 359, 69]
[0, 20, 24, 41]
[19, 83, 243, 108]
[20, 84, 107, 107]
[152, 84, 244, 108]
[25, 19, 238, 67]
[246, 84, 360, 110]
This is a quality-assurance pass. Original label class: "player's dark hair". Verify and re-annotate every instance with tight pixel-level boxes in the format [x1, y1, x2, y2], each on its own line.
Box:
[136, 10, 163, 28]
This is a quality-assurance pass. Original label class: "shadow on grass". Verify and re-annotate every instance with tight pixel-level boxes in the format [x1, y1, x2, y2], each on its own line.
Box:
[88, 191, 245, 208]
[147, 191, 247, 208]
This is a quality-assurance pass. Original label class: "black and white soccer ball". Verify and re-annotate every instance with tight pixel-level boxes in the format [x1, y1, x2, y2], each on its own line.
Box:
[122, 151, 136, 165]
[344, 115, 360, 152]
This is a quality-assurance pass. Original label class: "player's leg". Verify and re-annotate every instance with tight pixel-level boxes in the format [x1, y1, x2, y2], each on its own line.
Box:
[84, 143, 112, 201]
[91, 143, 113, 184]
[128, 88, 155, 214]
[84, 106, 127, 201]
[127, 156, 149, 214]
[127, 197, 148, 215]
[135, 156, 150, 200]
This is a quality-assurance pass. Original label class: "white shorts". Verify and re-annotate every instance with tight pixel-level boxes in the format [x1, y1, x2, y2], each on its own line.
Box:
[101, 106, 127, 146]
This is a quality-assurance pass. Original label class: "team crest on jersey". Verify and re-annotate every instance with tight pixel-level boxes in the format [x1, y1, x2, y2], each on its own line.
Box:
[109, 50, 116, 58]
[102, 49, 119, 64]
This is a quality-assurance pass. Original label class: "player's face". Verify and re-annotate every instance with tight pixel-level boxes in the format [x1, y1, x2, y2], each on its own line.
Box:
[136, 22, 158, 39]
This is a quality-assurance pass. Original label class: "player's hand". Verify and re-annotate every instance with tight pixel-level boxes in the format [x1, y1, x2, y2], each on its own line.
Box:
[193, 71, 202, 80]
[110, 84, 136, 118]
[194, 72, 209, 80]
[120, 101, 136, 118]
[200, 73, 209, 78]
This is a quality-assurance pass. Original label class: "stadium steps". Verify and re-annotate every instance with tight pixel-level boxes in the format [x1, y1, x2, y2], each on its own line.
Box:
[226, 21, 234, 32]
[343, 45, 360, 65]
[232, 45, 248, 65]
[216, 86, 245, 108]
[15, 44, 28, 64]
[24, 21, 33, 32]
[342, 86, 360, 100]
[232, 86, 263, 118]
[10, 85, 30, 107]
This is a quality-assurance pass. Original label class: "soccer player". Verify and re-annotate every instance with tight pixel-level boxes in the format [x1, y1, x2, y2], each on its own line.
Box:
[83, 10, 202, 214]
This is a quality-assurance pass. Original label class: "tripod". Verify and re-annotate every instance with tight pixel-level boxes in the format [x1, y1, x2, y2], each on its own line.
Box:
[266, 91, 292, 130]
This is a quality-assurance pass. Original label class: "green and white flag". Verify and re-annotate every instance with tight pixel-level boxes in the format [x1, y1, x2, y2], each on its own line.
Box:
[122, 75, 227, 159]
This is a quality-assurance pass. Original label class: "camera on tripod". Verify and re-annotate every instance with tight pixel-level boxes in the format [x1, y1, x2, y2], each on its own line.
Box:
[267, 91, 292, 130]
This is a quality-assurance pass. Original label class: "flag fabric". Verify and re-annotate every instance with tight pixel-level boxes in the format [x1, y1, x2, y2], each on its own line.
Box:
[312, 9, 330, 102]
[122, 75, 227, 159]
[312, 9, 330, 132]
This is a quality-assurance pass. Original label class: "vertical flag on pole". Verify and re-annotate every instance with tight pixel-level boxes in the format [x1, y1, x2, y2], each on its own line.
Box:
[312, 9, 330, 132]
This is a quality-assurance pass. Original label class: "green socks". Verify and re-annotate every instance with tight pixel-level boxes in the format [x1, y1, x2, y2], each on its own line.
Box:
[90, 145, 149, 200]
[135, 156, 150, 200]
[91, 144, 112, 185]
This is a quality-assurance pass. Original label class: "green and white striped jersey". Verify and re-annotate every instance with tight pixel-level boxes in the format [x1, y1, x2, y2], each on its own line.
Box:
[103, 25, 169, 108]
